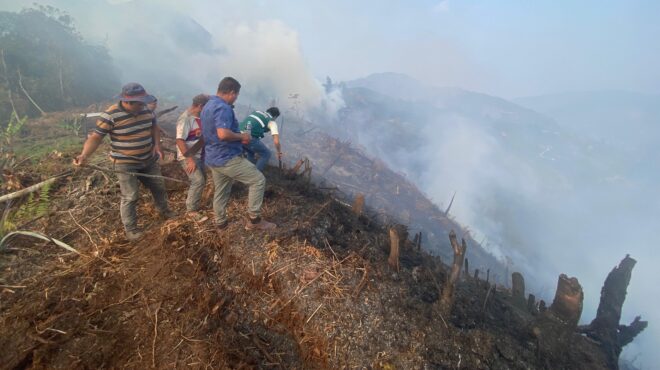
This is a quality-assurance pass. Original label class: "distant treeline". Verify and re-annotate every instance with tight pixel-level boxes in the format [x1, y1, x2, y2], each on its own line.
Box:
[0, 5, 120, 121]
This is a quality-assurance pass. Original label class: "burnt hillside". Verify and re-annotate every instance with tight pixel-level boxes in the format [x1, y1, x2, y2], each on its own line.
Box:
[0, 112, 645, 368]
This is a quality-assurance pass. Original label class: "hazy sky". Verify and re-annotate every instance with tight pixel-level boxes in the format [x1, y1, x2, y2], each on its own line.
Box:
[3, 0, 659, 98]
[210, 0, 660, 98]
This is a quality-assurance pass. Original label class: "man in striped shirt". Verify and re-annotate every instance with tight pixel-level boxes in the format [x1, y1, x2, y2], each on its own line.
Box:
[74, 82, 174, 241]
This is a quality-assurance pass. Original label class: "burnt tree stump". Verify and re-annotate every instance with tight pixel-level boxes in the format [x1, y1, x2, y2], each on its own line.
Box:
[550, 274, 583, 328]
[512, 272, 526, 310]
[527, 294, 538, 315]
[531, 274, 583, 362]
[352, 193, 365, 216]
[580, 255, 648, 369]
[439, 230, 467, 316]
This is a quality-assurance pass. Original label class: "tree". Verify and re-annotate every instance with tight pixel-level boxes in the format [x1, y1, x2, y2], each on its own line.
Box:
[0, 6, 120, 121]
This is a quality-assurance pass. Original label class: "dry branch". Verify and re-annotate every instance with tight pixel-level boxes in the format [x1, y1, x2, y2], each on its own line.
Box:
[17, 68, 45, 115]
[0, 171, 71, 203]
[81, 164, 188, 184]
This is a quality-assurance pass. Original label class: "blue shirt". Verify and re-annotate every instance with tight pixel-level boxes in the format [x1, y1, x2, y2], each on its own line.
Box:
[201, 95, 243, 167]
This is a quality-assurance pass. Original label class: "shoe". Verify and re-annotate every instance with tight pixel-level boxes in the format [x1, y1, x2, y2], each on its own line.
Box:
[187, 211, 208, 222]
[126, 229, 145, 241]
[159, 209, 177, 220]
[245, 218, 277, 231]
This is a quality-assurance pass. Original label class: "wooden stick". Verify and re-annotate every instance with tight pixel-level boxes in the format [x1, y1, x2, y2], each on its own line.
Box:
[155, 106, 178, 118]
[81, 164, 188, 184]
[0, 171, 71, 203]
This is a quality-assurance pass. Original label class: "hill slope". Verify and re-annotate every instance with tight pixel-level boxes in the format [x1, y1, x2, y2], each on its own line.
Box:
[0, 113, 622, 368]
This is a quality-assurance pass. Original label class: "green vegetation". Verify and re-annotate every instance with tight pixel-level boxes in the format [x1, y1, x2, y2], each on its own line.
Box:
[1, 113, 27, 148]
[0, 5, 120, 120]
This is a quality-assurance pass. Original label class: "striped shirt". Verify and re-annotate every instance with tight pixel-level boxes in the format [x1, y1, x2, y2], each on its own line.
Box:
[94, 102, 156, 164]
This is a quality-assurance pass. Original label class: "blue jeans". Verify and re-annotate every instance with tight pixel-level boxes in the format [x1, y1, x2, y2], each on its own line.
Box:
[179, 157, 206, 212]
[115, 157, 169, 232]
[243, 138, 271, 171]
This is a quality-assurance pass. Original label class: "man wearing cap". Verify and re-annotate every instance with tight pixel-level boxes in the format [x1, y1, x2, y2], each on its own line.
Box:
[175, 94, 209, 221]
[74, 82, 175, 241]
[201, 77, 276, 230]
[239, 107, 283, 171]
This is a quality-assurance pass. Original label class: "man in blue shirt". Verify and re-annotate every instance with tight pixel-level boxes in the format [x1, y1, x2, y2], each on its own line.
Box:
[201, 77, 276, 230]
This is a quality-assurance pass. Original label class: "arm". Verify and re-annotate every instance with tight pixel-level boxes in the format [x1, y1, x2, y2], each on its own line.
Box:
[176, 139, 197, 174]
[74, 132, 104, 166]
[214, 106, 250, 144]
[183, 138, 204, 158]
[152, 120, 163, 160]
[272, 134, 282, 159]
[217, 128, 249, 143]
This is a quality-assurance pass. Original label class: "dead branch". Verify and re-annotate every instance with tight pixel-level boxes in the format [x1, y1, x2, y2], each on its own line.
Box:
[81, 164, 188, 184]
[0, 171, 71, 204]
[17, 68, 45, 115]
[618, 316, 648, 348]
[444, 191, 456, 216]
[155, 106, 178, 118]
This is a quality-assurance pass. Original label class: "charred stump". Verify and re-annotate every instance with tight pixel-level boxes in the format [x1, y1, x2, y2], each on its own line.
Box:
[550, 274, 583, 327]
[464, 258, 470, 280]
[387, 227, 402, 272]
[511, 272, 526, 310]
[527, 294, 538, 315]
[439, 230, 467, 316]
[579, 255, 647, 369]
[352, 193, 365, 216]
[531, 274, 583, 361]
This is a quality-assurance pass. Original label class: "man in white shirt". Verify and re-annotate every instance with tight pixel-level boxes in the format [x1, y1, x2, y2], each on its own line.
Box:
[175, 94, 210, 221]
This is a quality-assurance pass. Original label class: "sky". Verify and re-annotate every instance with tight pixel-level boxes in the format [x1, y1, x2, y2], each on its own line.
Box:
[3, 0, 660, 98]
[227, 0, 660, 98]
[1, 0, 659, 367]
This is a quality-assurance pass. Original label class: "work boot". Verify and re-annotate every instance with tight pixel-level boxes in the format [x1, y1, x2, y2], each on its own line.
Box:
[159, 209, 177, 220]
[245, 217, 276, 231]
[187, 211, 208, 222]
[126, 228, 145, 241]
